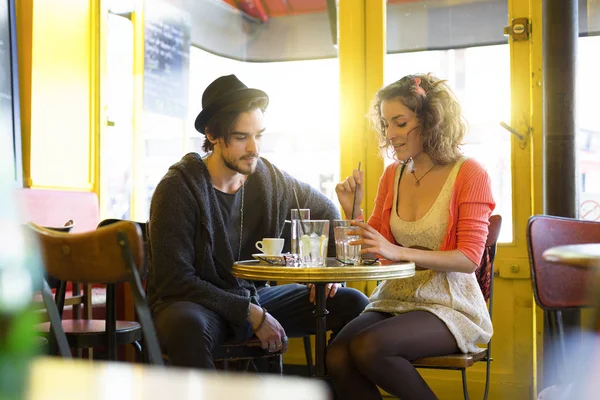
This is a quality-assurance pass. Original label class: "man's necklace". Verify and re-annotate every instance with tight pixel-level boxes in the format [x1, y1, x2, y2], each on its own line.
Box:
[202, 155, 245, 261]
[238, 182, 244, 261]
[410, 163, 437, 187]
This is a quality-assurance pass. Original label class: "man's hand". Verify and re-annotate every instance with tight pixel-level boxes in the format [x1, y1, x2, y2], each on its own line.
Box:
[248, 304, 288, 353]
[307, 283, 341, 305]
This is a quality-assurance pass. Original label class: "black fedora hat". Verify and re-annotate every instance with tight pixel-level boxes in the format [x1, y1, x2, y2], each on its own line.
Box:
[194, 74, 269, 134]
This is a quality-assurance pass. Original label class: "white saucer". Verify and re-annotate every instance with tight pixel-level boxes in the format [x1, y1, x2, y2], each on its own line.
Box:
[252, 253, 294, 265]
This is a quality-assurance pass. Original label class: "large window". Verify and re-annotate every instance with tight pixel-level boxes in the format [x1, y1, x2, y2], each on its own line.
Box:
[187, 48, 340, 201]
[101, 13, 134, 220]
[385, 5, 511, 242]
[576, 36, 600, 222]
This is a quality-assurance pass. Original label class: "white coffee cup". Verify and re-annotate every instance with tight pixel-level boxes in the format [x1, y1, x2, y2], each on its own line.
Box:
[255, 238, 284, 255]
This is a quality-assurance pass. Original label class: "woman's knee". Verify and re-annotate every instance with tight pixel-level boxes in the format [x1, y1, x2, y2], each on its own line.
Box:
[326, 341, 353, 377]
[348, 331, 386, 370]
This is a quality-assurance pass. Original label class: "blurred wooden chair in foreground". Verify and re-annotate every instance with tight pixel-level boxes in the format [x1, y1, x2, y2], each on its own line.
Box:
[29, 221, 163, 365]
[412, 214, 502, 400]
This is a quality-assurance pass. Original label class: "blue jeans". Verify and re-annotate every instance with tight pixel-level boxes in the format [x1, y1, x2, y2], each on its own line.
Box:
[154, 284, 369, 369]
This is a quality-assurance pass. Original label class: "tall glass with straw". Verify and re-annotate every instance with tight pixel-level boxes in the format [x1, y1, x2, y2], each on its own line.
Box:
[291, 208, 310, 257]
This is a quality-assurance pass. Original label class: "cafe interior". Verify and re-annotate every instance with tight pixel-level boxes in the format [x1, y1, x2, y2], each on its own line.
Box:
[1, 0, 600, 398]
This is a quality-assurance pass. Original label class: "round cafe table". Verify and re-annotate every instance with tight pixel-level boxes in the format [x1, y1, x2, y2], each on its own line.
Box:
[233, 257, 415, 378]
[542, 243, 600, 331]
[542, 243, 600, 269]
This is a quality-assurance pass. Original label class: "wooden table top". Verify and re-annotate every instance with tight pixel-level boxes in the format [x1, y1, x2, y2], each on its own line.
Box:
[233, 257, 415, 283]
[26, 357, 329, 400]
[542, 243, 600, 269]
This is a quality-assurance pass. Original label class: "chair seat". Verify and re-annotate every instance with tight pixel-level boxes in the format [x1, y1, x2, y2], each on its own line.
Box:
[213, 338, 281, 361]
[412, 349, 488, 369]
[38, 320, 142, 348]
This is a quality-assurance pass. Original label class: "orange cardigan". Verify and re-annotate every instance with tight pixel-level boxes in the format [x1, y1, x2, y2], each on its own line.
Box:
[368, 158, 496, 265]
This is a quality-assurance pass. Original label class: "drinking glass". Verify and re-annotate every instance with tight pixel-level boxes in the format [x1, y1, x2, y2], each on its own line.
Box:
[291, 209, 310, 256]
[297, 220, 329, 267]
[333, 220, 361, 264]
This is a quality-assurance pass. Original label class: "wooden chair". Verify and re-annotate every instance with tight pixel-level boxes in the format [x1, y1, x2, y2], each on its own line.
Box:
[411, 215, 502, 400]
[29, 221, 163, 365]
[527, 215, 600, 386]
[98, 218, 283, 373]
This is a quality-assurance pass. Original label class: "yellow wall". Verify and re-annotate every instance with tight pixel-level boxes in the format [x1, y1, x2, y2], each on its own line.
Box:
[17, 0, 100, 191]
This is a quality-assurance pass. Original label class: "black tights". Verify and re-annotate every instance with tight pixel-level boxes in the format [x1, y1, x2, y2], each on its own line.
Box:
[326, 310, 459, 400]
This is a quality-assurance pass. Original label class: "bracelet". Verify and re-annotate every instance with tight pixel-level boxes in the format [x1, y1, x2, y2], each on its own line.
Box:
[251, 307, 268, 333]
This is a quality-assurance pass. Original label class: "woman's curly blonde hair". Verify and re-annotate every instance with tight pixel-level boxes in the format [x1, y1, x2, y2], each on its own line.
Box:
[370, 73, 467, 165]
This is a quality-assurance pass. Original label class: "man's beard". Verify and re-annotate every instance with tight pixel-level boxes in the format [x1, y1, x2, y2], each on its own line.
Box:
[222, 152, 258, 175]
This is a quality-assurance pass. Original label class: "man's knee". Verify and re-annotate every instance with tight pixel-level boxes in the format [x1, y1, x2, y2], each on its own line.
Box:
[155, 302, 222, 363]
[332, 287, 369, 315]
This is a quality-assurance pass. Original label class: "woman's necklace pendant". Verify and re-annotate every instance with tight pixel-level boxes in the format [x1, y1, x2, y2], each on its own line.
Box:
[415, 180, 420, 187]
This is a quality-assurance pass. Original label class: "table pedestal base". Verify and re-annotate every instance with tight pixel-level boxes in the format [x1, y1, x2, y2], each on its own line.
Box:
[313, 283, 329, 378]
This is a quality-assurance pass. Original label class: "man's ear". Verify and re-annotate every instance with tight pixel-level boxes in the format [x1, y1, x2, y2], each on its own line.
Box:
[205, 129, 218, 145]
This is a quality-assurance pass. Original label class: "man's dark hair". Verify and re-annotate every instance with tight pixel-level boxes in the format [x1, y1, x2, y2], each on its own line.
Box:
[202, 96, 269, 152]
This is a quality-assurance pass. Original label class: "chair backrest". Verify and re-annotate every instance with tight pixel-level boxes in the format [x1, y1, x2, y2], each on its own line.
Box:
[28, 221, 163, 365]
[43, 220, 74, 289]
[44, 220, 74, 233]
[527, 215, 600, 310]
[29, 221, 144, 284]
[98, 219, 150, 280]
[475, 215, 502, 304]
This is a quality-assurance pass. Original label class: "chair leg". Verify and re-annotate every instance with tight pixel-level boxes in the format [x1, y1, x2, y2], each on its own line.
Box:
[132, 340, 143, 363]
[239, 360, 252, 372]
[268, 355, 283, 375]
[248, 360, 260, 373]
[41, 280, 71, 358]
[555, 311, 567, 367]
[461, 368, 470, 400]
[303, 336, 314, 377]
[483, 358, 491, 400]
[547, 310, 566, 384]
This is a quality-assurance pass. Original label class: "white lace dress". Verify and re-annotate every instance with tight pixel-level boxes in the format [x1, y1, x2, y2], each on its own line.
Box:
[365, 158, 493, 353]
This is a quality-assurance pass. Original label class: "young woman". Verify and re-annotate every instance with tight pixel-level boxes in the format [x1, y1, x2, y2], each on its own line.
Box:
[329, 74, 495, 400]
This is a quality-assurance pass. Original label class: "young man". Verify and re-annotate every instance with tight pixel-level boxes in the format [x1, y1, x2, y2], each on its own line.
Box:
[147, 74, 369, 369]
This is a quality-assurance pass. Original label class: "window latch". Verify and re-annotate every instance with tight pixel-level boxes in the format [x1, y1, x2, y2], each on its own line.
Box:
[503, 18, 530, 41]
[500, 121, 532, 149]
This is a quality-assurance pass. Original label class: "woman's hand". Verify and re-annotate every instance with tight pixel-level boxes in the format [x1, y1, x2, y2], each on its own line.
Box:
[335, 169, 366, 219]
[349, 221, 403, 261]
[307, 283, 341, 305]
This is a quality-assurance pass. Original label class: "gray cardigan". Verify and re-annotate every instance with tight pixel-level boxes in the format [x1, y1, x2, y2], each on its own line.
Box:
[146, 153, 340, 330]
